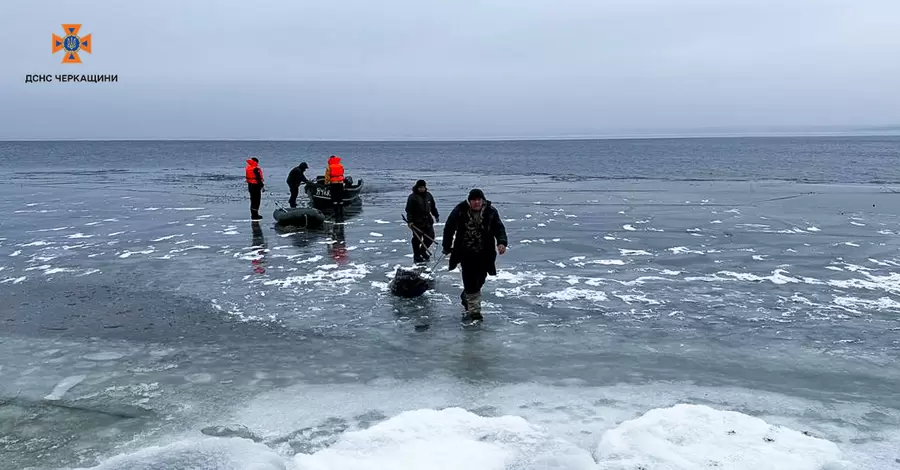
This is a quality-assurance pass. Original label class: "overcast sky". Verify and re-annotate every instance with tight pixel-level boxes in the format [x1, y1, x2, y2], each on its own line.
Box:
[2, 0, 899, 140]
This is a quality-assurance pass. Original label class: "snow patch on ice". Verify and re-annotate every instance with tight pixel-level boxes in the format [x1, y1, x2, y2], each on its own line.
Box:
[667, 246, 704, 255]
[151, 234, 183, 242]
[21, 240, 53, 247]
[719, 269, 801, 285]
[264, 264, 371, 287]
[619, 249, 652, 256]
[118, 249, 156, 259]
[539, 287, 608, 302]
[44, 375, 86, 401]
[832, 296, 900, 312]
[88, 404, 840, 470]
[84, 352, 125, 361]
[292, 407, 596, 469]
[596, 404, 848, 470]
[591, 259, 627, 266]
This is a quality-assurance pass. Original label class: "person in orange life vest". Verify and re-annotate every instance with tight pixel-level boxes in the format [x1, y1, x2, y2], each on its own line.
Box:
[245, 157, 265, 220]
[323, 155, 345, 216]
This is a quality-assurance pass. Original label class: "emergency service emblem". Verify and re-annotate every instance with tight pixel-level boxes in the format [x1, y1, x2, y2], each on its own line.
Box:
[52, 24, 92, 64]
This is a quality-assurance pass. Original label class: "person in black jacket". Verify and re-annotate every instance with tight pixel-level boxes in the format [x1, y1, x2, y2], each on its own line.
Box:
[405, 179, 439, 263]
[442, 188, 508, 323]
[286, 162, 310, 208]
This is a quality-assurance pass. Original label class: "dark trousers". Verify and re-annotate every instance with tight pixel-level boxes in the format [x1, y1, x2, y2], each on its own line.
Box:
[460, 258, 489, 294]
[458, 257, 489, 316]
[248, 183, 262, 219]
[411, 223, 435, 262]
[289, 185, 299, 208]
[329, 183, 344, 215]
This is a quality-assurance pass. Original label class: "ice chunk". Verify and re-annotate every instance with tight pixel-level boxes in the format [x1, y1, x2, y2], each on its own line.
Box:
[84, 352, 125, 361]
[200, 424, 263, 442]
[292, 407, 596, 469]
[71, 437, 287, 470]
[539, 288, 608, 302]
[595, 404, 850, 470]
[185, 373, 215, 384]
[44, 375, 86, 401]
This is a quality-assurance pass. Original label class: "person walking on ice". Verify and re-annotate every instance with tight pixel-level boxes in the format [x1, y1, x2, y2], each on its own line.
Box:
[441, 188, 508, 325]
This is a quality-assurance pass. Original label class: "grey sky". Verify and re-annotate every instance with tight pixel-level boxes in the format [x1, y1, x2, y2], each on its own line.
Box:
[2, 0, 899, 139]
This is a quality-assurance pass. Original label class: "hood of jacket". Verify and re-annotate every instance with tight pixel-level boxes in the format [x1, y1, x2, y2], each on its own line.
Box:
[328, 156, 341, 165]
[246, 159, 258, 168]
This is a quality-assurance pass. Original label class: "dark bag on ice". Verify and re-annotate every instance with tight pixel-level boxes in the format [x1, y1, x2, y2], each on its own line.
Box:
[389, 266, 435, 298]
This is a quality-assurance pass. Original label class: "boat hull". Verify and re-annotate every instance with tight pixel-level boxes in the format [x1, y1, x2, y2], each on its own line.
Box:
[304, 178, 364, 209]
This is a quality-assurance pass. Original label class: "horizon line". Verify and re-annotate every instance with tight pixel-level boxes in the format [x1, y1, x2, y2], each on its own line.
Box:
[3, 129, 900, 142]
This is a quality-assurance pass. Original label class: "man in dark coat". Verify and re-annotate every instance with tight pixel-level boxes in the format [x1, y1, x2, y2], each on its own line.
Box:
[442, 188, 508, 323]
[286, 162, 310, 208]
[405, 179, 439, 263]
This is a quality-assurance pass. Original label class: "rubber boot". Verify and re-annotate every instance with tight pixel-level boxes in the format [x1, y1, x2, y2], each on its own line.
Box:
[463, 291, 483, 322]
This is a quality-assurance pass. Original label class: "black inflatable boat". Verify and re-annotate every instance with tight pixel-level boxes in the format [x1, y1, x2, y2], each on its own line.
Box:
[273, 207, 327, 228]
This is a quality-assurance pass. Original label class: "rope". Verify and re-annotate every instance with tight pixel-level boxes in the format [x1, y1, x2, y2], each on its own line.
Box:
[403, 214, 446, 272]
[402, 215, 438, 244]
[427, 251, 447, 272]
[412, 230, 435, 258]
[271, 193, 286, 210]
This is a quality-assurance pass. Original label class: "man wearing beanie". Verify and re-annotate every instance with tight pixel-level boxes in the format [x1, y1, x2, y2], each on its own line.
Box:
[405, 179, 440, 263]
[442, 188, 509, 324]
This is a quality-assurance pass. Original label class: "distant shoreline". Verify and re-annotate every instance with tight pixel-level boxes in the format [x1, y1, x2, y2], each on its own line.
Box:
[2, 129, 899, 143]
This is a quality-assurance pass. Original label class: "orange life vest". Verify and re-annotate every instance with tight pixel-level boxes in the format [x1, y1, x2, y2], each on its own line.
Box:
[327, 156, 344, 184]
[245, 159, 263, 185]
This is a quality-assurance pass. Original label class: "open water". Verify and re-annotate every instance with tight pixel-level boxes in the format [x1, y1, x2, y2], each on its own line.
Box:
[1, 137, 900, 469]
